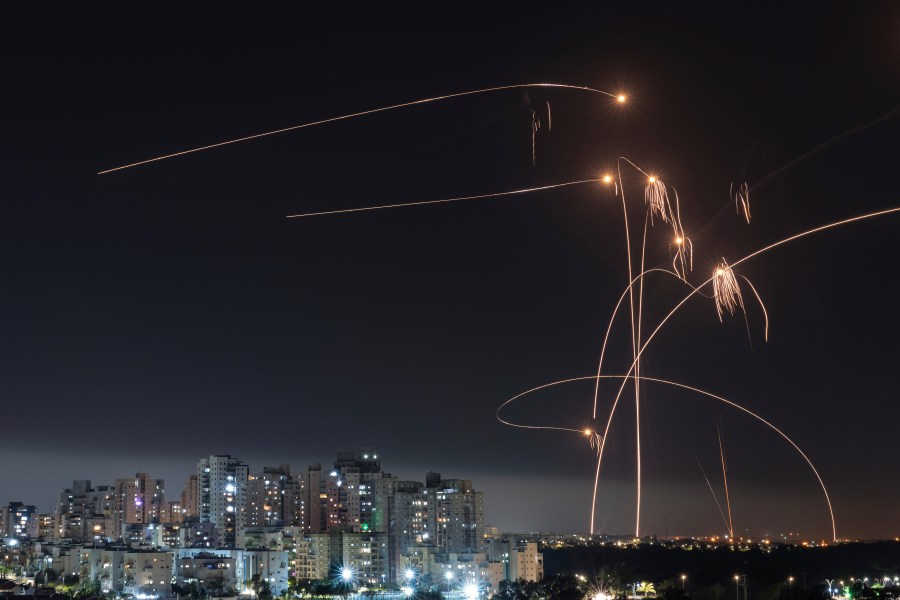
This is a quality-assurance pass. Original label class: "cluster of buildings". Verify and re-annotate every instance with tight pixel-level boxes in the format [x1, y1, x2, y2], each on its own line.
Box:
[0, 449, 543, 598]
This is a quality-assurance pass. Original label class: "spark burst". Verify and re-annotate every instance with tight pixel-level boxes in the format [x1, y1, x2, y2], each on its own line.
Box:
[712, 259, 745, 321]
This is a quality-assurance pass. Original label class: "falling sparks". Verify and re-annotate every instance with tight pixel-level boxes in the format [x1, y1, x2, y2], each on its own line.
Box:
[712, 259, 745, 321]
[732, 181, 751, 223]
[531, 109, 541, 166]
[644, 176, 674, 224]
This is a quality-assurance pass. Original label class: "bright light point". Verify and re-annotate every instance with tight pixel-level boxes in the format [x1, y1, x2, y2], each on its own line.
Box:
[402, 587, 414, 598]
[602, 175, 612, 184]
[617, 94, 626, 103]
[716, 268, 725, 276]
[648, 176, 657, 183]
[405, 569, 415, 581]
[340, 567, 353, 582]
[675, 236, 683, 245]
[464, 583, 479, 600]
[583, 429, 592, 436]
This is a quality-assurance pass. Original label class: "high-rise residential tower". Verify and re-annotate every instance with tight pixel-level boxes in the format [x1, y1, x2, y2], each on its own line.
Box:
[197, 455, 249, 547]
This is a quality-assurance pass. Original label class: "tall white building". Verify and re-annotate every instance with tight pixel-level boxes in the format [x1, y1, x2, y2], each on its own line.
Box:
[198, 455, 249, 547]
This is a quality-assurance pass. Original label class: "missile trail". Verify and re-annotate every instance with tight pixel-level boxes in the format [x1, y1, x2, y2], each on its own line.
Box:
[98, 83, 616, 175]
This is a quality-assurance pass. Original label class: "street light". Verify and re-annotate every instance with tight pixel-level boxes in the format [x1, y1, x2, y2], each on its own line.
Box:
[734, 576, 740, 600]
[464, 581, 479, 600]
[681, 575, 687, 591]
[444, 570, 454, 593]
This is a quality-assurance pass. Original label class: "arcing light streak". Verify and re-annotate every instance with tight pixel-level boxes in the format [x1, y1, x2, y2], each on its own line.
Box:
[614, 161, 642, 539]
[738, 275, 769, 342]
[595, 205, 900, 540]
[694, 454, 731, 533]
[498, 373, 837, 541]
[717, 424, 735, 539]
[97, 83, 616, 174]
[284, 179, 599, 218]
[591, 267, 712, 419]
[750, 104, 900, 194]
[495, 389, 588, 437]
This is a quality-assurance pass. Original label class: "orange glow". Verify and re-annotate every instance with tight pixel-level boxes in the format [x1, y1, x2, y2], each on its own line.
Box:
[675, 236, 683, 245]
[602, 174, 613, 183]
[617, 94, 626, 103]
[648, 176, 657, 183]
[583, 429, 593, 436]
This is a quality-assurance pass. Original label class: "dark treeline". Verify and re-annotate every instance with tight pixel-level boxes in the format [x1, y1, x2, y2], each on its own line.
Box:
[544, 542, 900, 588]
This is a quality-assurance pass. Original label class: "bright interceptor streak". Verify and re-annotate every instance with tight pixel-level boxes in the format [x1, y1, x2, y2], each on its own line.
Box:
[284, 179, 600, 218]
[98, 83, 616, 175]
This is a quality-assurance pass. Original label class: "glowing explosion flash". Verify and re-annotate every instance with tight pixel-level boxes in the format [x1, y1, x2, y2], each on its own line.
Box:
[97, 83, 617, 174]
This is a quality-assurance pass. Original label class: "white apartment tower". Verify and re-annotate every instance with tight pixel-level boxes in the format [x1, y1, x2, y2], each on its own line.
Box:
[198, 455, 249, 547]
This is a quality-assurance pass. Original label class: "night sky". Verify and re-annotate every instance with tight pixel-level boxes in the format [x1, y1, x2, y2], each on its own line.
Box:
[2, 4, 899, 540]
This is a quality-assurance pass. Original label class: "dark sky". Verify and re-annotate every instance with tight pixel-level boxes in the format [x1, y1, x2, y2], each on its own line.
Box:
[2, 3, 899, 540]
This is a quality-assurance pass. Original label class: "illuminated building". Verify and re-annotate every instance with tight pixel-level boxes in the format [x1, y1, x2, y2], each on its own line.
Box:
[181, 474, 199, 519]
[239, 464, 305, 537]
[425, 474, 484, 554]
[56, 480, 116, 542]
[197, 455, 249, 547]
[113, 473, 165, 537]
[1, 502, 36, 539]
[485, 540, 543, 582]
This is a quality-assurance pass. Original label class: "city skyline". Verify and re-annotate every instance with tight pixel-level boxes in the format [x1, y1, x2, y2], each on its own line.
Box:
[2, 3, 900, 541]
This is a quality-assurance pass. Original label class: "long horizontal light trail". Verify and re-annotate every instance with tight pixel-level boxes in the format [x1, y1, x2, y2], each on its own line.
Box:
[98, 83, 616, 175]
[285, 179, 600, 219]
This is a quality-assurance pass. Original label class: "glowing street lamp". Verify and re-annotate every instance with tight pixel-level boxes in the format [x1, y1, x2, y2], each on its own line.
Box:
[464, 581, 480, 600]
[681, 575, 687, 591]
[339, 566, 355, 586]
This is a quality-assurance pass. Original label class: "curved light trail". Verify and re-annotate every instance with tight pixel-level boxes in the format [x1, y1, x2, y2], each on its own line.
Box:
[497, 374, 837, 541]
